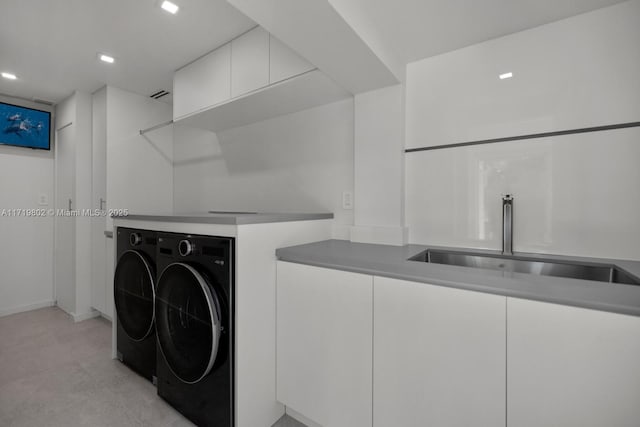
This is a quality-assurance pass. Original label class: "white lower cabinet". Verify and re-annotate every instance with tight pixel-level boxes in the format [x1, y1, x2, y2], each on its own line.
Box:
[507, 298, 640, 427]
[276, 262, 640, 427]
[276, 261, 373, 427]
[373, 276, 506, 427]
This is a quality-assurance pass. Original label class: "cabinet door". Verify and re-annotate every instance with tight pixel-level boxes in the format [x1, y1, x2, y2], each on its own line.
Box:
[90, 231, 106, 314]
[507, 298, 640, 427]
[54, 124, 76, 314]
[276, 261, 373, 427]
[173, 44, 231, 120]
[231, 27, 269, 98]
[374, 276, 506, 427]
[405, 5, 640, 150]
[91, 90, 107, 314]
[269, 35, 314, 84]
[105, 235, 115, 320]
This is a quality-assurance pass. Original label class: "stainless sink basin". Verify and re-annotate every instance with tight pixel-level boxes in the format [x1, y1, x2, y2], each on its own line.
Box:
[408, 249, 640, 285]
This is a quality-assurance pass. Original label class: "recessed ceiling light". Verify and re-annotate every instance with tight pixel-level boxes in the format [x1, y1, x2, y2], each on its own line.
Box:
[499, 72, 513, 80]
[1, 72, 17, 80]
[161, 1, 179, 14]
[99, 54, 115, 64]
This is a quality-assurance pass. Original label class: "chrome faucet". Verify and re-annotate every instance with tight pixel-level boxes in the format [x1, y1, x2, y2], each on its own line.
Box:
[502, 194, 513, 255]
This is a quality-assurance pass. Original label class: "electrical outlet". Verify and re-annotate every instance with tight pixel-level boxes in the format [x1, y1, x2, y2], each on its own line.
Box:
[38, 194, 49, 206]
[342, 191, 353, 210]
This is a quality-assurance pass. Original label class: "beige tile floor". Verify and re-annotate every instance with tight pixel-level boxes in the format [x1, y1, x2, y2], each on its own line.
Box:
[0, 307, 304, 427]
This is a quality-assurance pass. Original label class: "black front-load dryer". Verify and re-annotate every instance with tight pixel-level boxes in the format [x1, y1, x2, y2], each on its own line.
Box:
[114, 227, 158, 382]
[155, 233, 235, 427]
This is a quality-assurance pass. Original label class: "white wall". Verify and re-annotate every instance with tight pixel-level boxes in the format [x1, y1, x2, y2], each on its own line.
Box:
[0, 95, 55, 316]
[106, 86, 173, 230]
[351, 85, 406, 245]
[173, 99, 354, 238]
[327, 0, 404, 81]
[405, 1, 640, 260]
[406, 128, 640, 259]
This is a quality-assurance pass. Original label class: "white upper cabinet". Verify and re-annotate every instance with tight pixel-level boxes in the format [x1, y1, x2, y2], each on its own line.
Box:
[172, 26, 343, 131]
[231, 27, 269, 98]
[405, 2, 640, 149]
[269, 34, 314, 84]
[173, 44, 231, 120]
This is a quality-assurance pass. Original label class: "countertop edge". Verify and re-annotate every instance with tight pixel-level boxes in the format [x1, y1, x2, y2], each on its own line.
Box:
[276, 241, 640, 318]
[113, 213, 334, 225]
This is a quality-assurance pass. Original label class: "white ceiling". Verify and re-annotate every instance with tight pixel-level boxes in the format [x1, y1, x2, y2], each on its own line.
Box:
[0, 0, 629, 106]
[0, 0, 255, 104]
[330, 0, 629, 66]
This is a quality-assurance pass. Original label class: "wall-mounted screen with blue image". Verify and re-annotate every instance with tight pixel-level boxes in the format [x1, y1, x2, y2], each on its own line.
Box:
[0, 101, 51, 150]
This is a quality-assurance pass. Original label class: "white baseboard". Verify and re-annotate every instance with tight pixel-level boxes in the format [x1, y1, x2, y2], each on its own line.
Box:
[72, 309, 101, 323]
[350, 225, 408, 246]
[0, 300, 55, 318]
[90, 306, 113, 322]
[285, 407, 323, 427]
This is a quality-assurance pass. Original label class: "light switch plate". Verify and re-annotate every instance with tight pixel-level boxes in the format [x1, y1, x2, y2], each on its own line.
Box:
[342, 191, 353, 210]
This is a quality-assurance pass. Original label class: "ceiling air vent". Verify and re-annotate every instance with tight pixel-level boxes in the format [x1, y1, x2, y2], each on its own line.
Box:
[150, 90, 170, 100]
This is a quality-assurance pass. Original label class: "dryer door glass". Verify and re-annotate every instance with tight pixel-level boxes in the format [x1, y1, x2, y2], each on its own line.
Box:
[156, 263, 222, 384]
[114, 250, 155, 341]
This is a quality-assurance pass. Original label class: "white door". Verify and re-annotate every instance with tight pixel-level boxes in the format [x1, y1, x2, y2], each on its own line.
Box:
[54, 125, 76, 313]
[90, 97, 107, 314]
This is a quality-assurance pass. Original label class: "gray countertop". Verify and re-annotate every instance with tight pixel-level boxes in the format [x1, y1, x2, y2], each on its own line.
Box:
[112, 212, 333, 225]
[276, 239, 640, 317]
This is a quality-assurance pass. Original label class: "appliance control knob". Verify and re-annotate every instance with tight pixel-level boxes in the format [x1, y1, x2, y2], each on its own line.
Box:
[178, 240, 194, 257]
[130, 233, 142, 246]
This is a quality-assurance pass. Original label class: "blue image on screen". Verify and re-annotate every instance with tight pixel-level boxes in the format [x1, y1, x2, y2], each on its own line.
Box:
[0, 102, 51, 150]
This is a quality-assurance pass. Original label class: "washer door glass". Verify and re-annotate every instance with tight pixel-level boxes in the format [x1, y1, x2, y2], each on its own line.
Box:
[114, 250, 155, 341]
[155, 263, 222, 384]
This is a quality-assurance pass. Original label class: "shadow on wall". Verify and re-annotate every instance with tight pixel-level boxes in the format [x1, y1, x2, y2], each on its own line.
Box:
[172, 99, 355, 224]
[171, 124, 223, 167]
[141, 133, 173, 166]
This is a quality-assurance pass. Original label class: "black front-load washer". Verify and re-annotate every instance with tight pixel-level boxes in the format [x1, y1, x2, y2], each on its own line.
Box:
[114, 227, 158, 382]
[155, 233, 235, 427]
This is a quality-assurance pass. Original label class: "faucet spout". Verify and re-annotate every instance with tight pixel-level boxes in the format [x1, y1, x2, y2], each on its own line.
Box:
[502, 195, 513, 255]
